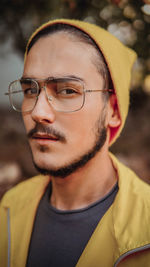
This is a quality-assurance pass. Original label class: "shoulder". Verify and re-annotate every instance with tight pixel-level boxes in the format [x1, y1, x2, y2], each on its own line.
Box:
[110, 152, 150, 198]
[110, 154, 150, 256]
[0, 175, 50, 207]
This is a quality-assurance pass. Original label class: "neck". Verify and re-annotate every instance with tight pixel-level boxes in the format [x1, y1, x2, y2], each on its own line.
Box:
[50, 149, 117, 211]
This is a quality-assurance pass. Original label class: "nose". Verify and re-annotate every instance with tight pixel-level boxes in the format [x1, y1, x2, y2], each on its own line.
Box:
[31, 87, 56, 124]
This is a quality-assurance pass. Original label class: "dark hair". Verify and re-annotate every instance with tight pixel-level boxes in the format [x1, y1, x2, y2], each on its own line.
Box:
[27, 23, 113, 100]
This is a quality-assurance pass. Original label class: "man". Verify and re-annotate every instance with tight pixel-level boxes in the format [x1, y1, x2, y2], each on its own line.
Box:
[0, 19, 150, 267]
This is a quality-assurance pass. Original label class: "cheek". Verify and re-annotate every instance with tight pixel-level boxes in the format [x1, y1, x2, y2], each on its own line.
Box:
[60, 106, 101, 146]
[64, 119, 93, 154]
[22, 114, 34, 132]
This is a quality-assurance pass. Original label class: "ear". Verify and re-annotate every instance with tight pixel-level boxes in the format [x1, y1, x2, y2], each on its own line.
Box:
[106, 94, 121, 144]
[107, 94, 121, 128]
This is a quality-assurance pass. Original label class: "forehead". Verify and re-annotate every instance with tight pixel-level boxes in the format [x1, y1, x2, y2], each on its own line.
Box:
[23, 33, 100, 80]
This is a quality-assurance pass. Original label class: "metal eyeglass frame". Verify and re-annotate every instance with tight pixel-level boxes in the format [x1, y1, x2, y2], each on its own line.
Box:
[5, 76, 114, 113]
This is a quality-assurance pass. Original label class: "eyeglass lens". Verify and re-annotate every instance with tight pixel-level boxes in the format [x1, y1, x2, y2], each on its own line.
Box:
[9, 78, 84, 113]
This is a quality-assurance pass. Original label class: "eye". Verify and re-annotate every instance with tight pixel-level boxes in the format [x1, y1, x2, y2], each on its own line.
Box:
[24, 87, 37, 96]
[58, 88, 78, 95]
[21, 80, 38, 97]
[47, 79, 83, 98]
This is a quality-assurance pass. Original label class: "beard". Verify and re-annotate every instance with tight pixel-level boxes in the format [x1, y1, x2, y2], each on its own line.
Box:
[32, 107, 107, 178]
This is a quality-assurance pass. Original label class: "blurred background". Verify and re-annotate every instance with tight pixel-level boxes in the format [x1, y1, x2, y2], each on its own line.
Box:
[0, 0, 150, 199]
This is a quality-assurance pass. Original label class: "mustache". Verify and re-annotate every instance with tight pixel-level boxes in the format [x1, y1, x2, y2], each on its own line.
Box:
[27, 123, 66, 143]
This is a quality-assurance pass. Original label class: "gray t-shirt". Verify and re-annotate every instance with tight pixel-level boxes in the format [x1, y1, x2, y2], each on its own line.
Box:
[26, 182, 118, 267]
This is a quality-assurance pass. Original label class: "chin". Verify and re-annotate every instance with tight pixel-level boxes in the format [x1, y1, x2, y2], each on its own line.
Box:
[31, 126, 107, 178]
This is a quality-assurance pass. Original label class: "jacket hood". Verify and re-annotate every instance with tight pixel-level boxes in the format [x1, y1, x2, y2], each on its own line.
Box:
[24, 19, 137, 145]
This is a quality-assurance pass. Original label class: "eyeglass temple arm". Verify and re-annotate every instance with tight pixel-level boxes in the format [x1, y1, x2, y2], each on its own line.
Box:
[84, 89, 114, 93]
[5, 90, 23, 95]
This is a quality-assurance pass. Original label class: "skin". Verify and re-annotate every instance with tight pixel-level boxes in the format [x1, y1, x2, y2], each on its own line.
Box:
[23, 32, 121, 210]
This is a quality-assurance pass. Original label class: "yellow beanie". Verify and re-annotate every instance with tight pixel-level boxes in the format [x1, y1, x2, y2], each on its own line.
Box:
[25, 19, 137, 146]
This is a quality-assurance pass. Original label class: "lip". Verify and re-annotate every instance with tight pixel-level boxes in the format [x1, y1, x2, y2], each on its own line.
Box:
[32, 133, 59, 143]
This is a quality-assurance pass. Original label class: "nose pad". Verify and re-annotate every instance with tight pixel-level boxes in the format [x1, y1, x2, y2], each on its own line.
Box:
[43, 86, 53, 106]
[33, 85, 54, 111]
[47, 95, 53, 102]
[40, 86, 52, 104]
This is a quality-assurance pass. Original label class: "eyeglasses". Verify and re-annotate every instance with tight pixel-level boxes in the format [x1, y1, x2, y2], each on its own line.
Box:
[5, 77, 113, 113]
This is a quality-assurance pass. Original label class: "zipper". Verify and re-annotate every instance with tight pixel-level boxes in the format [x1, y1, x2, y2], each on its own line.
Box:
[7, 208, 11, 267]
[114, 243, 150, 266]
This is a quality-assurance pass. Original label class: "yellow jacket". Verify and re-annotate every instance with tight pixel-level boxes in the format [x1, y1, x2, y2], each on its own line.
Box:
[0, 154, 150, 267]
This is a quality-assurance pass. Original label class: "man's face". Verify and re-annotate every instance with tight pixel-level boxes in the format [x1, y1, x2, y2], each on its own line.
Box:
[23, 33, 110, 177]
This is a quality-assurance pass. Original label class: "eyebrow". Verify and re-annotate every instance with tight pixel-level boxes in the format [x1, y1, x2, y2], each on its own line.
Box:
[21, 74, 85, 83]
